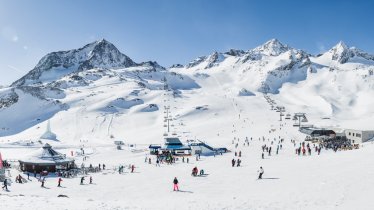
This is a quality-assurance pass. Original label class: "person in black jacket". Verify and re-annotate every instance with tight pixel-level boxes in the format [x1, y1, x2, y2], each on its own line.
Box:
[2, 179, 8, 191]
[173, 177, 179, 191]
[258, 167, 264, 179]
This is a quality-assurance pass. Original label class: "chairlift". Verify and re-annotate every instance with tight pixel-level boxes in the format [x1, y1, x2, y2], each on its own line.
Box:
[293, 124, 300, 127]
[302, 117, 308, 122]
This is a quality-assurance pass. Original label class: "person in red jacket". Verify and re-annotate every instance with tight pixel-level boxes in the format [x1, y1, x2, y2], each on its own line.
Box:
[173, 177, 179, 191]
[58, 177, 62, 187]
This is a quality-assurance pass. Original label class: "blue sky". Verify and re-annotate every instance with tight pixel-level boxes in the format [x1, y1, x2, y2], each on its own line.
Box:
[0, 0, 373, 85]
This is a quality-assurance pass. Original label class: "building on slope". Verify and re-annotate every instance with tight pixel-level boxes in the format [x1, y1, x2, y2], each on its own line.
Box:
[189, 140, 227, 156]
[345, 129, 374, 144]
[18, 143, 75, 173]
[160, 137, 191, 155]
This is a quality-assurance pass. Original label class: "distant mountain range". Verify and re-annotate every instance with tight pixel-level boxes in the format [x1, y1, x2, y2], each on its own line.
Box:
[0, 38, 373, 140]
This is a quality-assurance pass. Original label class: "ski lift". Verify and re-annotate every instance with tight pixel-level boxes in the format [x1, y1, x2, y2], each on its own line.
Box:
[302, 117, 308, 122]
[293, 124, 300, 127]
[292, 116, 298, 121]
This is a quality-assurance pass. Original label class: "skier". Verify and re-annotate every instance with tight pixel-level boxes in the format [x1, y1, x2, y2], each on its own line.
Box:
[192, 167, 198, 176]
[2, 179, 8, 191]
[231, 158, 236, 167]
[262, 152, 264, 159]
[258, 167, 264, 179]
[41, 177, 46, 187]
[187, 158, 189, 163]
[103, 164, 106, 170]
[80, 177, 85, 185]
[58, 177, 62, 187]
[173, 177, 179, 191]
[131, 165, 135, 173]
[90, 176, 93, 184]
[239, 151, 241, 157]
[237, 159, 241, 167]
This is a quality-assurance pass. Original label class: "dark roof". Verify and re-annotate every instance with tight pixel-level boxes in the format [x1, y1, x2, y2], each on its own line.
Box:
[164, 137, 183, 145]
[300, 128, 336, 137]
[161, 145, 191, 150]
[149, 145, 161, 149]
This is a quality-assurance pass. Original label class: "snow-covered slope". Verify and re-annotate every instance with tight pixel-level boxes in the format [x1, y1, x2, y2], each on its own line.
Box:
[0, 38, 373, 142]
[1, 39, 374, 210]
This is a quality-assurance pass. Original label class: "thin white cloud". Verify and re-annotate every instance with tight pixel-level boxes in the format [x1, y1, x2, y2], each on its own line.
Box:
[7, 65, 25, 74]
[1, 27, 18, 42]
[316, 42, 326, 54]
[12, 35, 18, 42]
[23, 45, 28, 50]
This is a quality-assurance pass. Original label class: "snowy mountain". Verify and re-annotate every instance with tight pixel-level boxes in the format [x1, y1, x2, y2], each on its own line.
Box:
[178, 39, 312, 94]
[0, 38, 373, 143]
[320, 41, 374, 64]
[12, 39, 137, 87]
[0, 40, 199, 137]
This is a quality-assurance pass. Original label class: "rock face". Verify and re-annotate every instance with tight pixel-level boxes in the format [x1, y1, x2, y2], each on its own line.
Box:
[324, 41, 374, 64]
[12, 39, 137, 86]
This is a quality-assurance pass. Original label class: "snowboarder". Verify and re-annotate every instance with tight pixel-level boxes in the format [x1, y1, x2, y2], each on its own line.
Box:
[258, 167, 264, 179]
[173, 177, 179, 191]
[80, 177, 85, 185]
[58, 177, 62, 187]
[232, 158, 236, 167]
[200, 169, 205, 176]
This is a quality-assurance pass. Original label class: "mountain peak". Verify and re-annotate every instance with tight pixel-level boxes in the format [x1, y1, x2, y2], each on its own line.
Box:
[332, 41, 349, 51]
[12, 39, 137, 86]
[328, 41, 353, 64]
[252, 39, 290, 56]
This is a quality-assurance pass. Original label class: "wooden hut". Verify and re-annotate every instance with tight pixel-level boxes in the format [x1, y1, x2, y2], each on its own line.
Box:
[19, 143, 75, 173]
